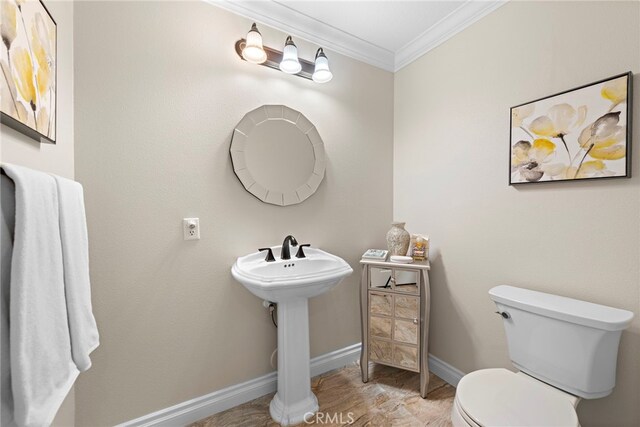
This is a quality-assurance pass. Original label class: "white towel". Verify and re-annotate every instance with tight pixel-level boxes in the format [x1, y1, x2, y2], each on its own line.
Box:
[1, 164, 78, 427]
[53, 175, 99, 372]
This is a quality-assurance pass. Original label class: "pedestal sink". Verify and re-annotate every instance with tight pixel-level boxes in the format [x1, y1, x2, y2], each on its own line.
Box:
[231, 245, 353, 426]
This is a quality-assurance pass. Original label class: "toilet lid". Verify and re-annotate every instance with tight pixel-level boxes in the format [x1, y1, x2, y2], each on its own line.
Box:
[456, 369, 579, 427]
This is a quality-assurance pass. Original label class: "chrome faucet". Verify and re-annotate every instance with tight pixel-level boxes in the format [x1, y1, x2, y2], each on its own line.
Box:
[280, 235, 298, 260]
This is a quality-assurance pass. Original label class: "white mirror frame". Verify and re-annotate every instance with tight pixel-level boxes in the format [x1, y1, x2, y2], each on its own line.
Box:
[230, 105, 326, 206]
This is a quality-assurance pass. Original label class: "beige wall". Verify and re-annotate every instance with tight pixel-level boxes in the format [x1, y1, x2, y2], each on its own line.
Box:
[73, 1, 393, 425]
[0, 1, 75, 425]
[394, 1, 639, 426]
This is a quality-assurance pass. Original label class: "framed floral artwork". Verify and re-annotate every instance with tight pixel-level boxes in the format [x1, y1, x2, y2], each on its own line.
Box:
[1, 0, 56, 144]
[510, 72, 632, 184]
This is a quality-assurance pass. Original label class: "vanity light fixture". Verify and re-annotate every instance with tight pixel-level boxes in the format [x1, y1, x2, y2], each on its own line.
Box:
[234, 24, 332, 83]
[279, 36, 302, 74]
[312, 48, 333, 83]
[241, 23, 267, 64]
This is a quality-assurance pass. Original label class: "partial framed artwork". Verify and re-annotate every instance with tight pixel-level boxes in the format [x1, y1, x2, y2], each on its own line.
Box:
[1, 0, 56, 144]
[510, 72, 632, 185]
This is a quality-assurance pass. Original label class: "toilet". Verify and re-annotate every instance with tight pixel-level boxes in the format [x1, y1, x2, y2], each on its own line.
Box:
[451, 285, 634, 427]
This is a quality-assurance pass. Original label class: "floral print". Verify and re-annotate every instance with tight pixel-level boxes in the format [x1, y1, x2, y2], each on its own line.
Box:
[601, 78, 627, 108]
[11, 47, 35, 108]
[511, 75, 629, 183]
[530, 103, 587, 139]
[578, 112, 626, 161]
[511, 139, 557, 182]
[0, 0, 55, 140]
[1, 0, 17, 50]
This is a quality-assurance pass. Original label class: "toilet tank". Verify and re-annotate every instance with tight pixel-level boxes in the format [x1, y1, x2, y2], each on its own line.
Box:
[489, 285, 633, 399]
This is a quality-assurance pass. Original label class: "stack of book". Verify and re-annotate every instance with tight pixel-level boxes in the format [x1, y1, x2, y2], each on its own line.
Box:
[361, 249, 389, 262]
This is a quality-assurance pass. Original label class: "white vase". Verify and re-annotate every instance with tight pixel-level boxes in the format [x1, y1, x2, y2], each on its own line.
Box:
[386, 222, 410, 256]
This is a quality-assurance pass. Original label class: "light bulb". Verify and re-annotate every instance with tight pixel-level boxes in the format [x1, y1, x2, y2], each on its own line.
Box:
[279, 36, 302, 74]
[242, 23, 267, 64]
[312, 48, 332, 83]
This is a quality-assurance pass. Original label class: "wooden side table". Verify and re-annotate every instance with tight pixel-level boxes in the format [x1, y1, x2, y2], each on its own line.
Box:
[359, 259, 431, 397]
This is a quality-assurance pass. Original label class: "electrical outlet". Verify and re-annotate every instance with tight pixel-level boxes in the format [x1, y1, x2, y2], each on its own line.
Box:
[183, 218, 200, 240]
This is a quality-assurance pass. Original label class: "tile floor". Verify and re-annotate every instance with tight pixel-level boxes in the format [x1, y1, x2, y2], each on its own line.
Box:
[192, 362, 455, 426]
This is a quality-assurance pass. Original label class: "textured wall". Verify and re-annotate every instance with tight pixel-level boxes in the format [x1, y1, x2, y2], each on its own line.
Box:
[394, 1, 639, 426]
[73, 1, 393, 425]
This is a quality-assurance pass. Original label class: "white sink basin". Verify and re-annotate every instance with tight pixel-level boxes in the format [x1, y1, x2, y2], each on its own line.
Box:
[231, 244, 353, 426]
[232, 246, 353, 302]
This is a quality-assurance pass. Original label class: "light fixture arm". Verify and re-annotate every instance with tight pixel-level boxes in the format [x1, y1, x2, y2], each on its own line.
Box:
[284, 35, 295, 47]
[235, 39, 315, 81]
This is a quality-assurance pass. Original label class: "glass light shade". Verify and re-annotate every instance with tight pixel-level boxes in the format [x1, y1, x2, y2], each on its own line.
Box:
[279, 37, 302, 74]
[242, 24, 267, 64]
[312, 49, 332, 83]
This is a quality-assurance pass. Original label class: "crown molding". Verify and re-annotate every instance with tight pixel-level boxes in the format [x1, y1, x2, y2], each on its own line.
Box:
[207, 0, 395, 71]
[206, 0, 507, 73]
[394, 0, 508, 71]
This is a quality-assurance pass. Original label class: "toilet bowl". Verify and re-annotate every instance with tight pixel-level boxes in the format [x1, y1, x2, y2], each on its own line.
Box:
[451, 285, 633, 427]
[451, 369, 580, 427]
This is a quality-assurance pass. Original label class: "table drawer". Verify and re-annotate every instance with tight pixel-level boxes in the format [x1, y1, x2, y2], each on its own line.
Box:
[391, 269, 420, 295]
[369, 268, 420, 295]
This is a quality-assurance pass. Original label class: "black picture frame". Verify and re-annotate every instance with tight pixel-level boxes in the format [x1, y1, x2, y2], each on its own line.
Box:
[509, 71, 633, 185]
[0, 0, 57, 144]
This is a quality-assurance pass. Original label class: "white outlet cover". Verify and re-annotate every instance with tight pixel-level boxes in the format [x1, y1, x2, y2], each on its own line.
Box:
[183, 218, 200, 240]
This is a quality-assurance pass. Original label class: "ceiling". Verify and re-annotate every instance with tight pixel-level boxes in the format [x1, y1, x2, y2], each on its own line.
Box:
[211, 0, 506, 72]
[278, 1, 464, 53]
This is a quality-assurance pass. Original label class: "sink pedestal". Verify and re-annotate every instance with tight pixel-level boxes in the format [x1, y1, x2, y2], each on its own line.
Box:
[269, 297, 318, 426]
[231, 245, 353, 425]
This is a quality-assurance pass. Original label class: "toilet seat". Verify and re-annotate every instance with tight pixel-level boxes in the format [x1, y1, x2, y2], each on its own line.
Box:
[453, 368, 580, 427]
[452, 397, 481, 427]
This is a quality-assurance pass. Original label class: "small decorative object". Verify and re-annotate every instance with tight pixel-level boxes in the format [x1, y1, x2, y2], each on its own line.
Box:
[386, 222, 410, 256]
[1, 0, 56, 143]
[390, 255, 413, 264]
[410, 234, 429, 261]
[362, 249, 388, 261]
[510, 72, 632, 184]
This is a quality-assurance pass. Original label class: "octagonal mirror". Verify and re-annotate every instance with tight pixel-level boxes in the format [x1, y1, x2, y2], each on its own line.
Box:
[230, 105, 326, 206]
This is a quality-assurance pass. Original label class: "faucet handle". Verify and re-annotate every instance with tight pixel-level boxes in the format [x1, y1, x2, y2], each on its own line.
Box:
[295, 244, 311, 259]
[258, 247, 276, 262]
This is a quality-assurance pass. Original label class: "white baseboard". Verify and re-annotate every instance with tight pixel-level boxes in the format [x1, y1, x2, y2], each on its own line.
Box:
[118, 343, 361, 427]
[309, 343, 361, 378]
[427, 354, 465, 387]
[118, 344, 464, 427]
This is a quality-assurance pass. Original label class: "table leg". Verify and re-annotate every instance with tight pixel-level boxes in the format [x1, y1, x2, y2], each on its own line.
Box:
[360, 264, 369, 383]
